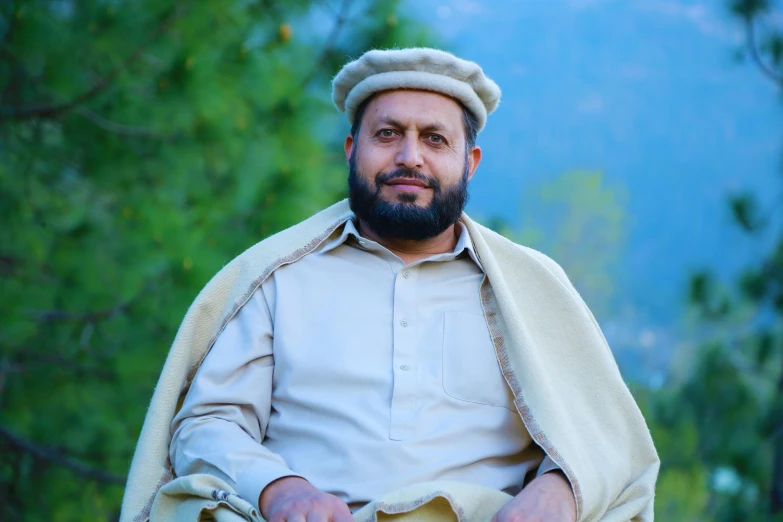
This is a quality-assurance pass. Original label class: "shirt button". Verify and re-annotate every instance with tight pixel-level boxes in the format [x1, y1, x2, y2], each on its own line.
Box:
[400, 319, 408, 327]
[402, 270, 410, 279]
[400, 365, 411, 371]
[358, 240, 367, 247]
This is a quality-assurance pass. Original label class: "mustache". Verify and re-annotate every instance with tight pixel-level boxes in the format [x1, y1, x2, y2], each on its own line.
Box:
[375, 168, 441, 191]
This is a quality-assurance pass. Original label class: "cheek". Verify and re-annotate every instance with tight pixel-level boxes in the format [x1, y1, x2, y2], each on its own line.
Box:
[356, 140, 397, 172]
[431, 152, 466, 181]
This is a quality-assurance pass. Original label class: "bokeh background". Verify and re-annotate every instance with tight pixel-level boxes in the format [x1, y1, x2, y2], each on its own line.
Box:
[1, 0, 782, 520]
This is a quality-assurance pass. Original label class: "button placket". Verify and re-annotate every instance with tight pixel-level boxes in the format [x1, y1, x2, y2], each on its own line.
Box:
[389, 265, 419, 440]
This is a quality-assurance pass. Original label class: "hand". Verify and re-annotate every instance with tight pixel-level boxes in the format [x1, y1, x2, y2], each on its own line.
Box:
[259, 476, 354, 522]
[491, 471, 576, 522]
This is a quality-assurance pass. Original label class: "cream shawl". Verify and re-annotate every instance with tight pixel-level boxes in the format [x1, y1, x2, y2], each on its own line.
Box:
[120, 200, 659, 522]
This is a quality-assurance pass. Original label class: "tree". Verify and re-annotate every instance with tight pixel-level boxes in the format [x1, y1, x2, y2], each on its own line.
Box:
[514, 171, 627, 319]
[650, 1, 783, 519]
[0, 1, 433, 519]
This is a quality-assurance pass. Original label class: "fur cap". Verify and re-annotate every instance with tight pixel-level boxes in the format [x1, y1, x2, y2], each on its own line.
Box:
[332, 48, 501, 131]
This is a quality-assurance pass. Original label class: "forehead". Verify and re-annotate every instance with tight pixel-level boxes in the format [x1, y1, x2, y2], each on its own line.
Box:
[362, 90, 464, 131]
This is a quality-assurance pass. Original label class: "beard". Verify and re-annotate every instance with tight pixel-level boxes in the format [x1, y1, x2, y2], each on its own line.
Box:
[347, 153, 470, 241]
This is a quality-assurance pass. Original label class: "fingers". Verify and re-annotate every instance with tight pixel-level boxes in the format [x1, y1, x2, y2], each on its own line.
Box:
[330, 503, 355, 522]
[306, 512, 329, 522]
[261, 476, 353, 522]
[286, 504, 352, 522]
[272, 494, 353, 522]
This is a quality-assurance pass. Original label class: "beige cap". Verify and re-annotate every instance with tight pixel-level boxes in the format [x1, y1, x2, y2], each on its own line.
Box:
[332, 48, 501, 131]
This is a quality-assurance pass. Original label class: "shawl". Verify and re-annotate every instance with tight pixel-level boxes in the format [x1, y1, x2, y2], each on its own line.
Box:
[120, 199, 659, 522]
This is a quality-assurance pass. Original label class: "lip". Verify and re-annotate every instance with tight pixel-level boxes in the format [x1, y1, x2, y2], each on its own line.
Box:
[385, 178, 430, 191]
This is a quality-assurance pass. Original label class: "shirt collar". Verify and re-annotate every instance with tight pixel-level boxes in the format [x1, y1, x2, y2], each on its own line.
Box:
[318, 217, 483, 270]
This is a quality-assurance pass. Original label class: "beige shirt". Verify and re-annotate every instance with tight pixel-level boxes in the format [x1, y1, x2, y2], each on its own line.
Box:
[170, 220, 555, 511]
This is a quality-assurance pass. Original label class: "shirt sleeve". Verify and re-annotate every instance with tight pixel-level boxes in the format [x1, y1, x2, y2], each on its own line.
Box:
[169, 285, 303, 511]
[536, 455, 561, 477]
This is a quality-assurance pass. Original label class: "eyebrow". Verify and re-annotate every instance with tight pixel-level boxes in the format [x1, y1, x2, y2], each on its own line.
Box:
[376, 117, 450, 134]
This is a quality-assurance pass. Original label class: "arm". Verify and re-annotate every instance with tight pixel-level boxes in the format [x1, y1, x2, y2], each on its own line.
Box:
[169, 286, 302, 510]
[169, 285, 352, 521]
[492, 456, 576, 522]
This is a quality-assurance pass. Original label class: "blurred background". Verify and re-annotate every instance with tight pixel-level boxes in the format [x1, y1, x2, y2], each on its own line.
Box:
[1, 0, 782, 520]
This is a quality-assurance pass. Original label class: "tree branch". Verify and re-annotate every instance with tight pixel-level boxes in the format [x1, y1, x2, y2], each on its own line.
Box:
[30, 299, 130, 323]
[0, 358, 10, 402]
[0, 254, 18, 275]
[317, 0, 340, 16]
[300, 0, 358, 89]
[0, 424, 125, 485]
[75, 106, 177, 140]
[0, 3, 27, 109]
[746, 17, 783, 85]
[9, 351, 116, 381]
[0, 5, 188, 121]
[0, 1, 19, 53]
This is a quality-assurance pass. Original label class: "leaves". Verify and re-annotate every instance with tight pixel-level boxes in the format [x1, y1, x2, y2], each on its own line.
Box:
[515, 171, 627, 318]
[0, 0, 431, 519]
[690, 271, 714, 306]
[731, 0, 771, 21]
[647, 5, 783, 520]
[689, 271, 732, 319]
[766, 33, 783, 66]
[730, 192, 762, 232]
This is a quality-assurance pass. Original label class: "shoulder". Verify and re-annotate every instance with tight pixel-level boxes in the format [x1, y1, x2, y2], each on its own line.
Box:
[183, 201, 353, 335]
[464, 216, 610, 352]
[207, 200, 352, 300]
[234, 200, 352, 270]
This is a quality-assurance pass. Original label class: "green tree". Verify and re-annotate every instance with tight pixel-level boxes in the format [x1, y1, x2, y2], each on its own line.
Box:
[0, 1, 432, 520]
[514, 171, 627, 318]
[649, 1, 783, 520]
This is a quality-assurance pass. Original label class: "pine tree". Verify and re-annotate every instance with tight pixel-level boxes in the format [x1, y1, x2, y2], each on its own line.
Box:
[0, 1, 433, 519]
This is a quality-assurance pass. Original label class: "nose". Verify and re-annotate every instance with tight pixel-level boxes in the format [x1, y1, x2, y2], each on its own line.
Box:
[395, 133, 423, 170]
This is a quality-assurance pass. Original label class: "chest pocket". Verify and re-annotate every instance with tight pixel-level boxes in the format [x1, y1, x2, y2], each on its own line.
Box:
[442, 310, 515, 410]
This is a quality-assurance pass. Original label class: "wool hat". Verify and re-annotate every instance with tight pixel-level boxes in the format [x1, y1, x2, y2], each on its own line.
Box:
[332, 48, 501, 131]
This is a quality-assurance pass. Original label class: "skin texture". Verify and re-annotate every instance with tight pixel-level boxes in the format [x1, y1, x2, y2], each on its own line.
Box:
[259, 89, 577, 521]
[260, 476, 353, 522]
[491, 471, 577, 522]
[344, 90, 481, 265]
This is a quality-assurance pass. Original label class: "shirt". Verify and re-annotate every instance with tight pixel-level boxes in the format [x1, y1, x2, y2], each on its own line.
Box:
[170, 219, 556, 511]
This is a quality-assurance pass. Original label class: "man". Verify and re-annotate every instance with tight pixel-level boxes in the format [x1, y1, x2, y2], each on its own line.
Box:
[120, 49, 658, 522]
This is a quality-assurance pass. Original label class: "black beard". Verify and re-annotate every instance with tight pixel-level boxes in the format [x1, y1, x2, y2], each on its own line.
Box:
[348, 153, 470, 241]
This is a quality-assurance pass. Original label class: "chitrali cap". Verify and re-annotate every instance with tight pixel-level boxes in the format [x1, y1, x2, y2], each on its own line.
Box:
[332, 48, 501, 131]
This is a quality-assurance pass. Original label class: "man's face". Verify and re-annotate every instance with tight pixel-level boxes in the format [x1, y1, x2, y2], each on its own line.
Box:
[344, 90, 482, 241]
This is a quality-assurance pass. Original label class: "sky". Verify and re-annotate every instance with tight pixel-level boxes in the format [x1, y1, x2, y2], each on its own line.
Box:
[403, 0, 783, 382]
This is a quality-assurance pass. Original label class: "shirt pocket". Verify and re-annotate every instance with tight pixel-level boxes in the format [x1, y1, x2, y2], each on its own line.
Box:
[441, 310, 515, 410]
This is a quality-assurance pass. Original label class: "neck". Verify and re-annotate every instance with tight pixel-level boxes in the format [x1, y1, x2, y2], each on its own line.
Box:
[357, 220, 461, 265]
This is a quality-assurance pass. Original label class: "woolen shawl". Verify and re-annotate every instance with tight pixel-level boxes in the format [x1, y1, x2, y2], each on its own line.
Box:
[119, 199, 659, 522]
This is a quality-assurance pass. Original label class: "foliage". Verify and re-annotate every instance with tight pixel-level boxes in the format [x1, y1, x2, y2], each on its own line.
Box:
[0, 1, 432, 519]
[514, 171, 627, 318]
[648, 1, 783, 519]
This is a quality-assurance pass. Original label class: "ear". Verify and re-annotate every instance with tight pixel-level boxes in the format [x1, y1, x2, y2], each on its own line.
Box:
[466, 145, 482, 182]
[344, 135, 355, 165]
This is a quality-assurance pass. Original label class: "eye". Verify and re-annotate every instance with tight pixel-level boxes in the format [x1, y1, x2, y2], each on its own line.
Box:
[427, 134, 445, 144]
[378, 129, 395, 138]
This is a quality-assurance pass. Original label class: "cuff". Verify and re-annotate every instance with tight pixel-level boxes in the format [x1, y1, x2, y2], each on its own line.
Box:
[535, 455, 560, 478]
[234, 463, 305, 513]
